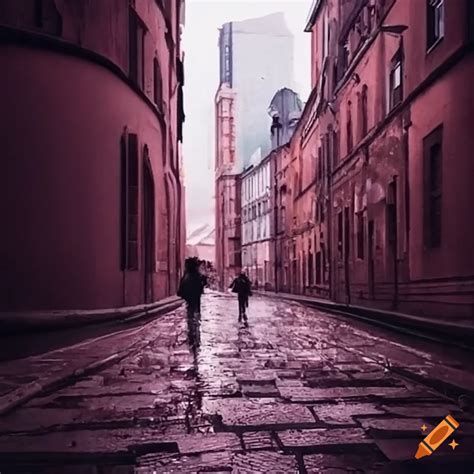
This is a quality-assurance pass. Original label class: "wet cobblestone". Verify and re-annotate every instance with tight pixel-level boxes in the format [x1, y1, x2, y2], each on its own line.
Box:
[0, 293, 473, 473]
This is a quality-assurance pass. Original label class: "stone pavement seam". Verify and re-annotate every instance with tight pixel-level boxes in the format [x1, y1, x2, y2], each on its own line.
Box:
[0, 307, 183, 417]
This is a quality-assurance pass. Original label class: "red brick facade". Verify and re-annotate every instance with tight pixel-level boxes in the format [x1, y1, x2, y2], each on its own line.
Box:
[272, 0, 474, 320]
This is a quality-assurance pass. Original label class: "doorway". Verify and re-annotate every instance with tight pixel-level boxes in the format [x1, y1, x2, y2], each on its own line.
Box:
[142, 153, 155, 303]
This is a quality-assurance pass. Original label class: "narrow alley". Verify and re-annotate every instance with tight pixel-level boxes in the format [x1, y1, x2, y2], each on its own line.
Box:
[0, 294, 472, 473]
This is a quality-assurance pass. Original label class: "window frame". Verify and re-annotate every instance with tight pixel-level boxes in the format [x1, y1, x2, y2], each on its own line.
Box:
[120, 132, 140, 271]
[389, 50, 403, 110]
[356, 210, 365, 260]
[346, 101, 353, 154]
[361, 85, 368, 137]
[426, 0, 445, 51]
[423, 125, 443, 249]
[129, 7, 146, 90]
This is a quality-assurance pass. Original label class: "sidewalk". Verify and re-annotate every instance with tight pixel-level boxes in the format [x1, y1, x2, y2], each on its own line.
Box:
[255, 290, 474, 346]
[0, 296, 182, 335]
[0, 303, 186, 417]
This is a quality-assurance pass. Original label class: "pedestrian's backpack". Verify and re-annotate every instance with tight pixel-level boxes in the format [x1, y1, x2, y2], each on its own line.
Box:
[178, 273, 203, 300]
[232, 277, 248, 294]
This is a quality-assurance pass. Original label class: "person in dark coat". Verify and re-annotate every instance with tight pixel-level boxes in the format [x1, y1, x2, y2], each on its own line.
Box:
[230, 272, 252, 326]
[178, 257, 205, 345]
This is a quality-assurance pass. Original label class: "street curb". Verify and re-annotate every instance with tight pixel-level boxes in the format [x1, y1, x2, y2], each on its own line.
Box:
[0, 297, 183, 335]
[0, 350, 129, 417]
[256, 291, 474, 347]
[0, 302, 184, 417]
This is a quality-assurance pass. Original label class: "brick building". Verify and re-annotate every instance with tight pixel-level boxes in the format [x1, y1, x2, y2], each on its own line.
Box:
[215, 14, 294, 288]
[241, 156, 272, 289]
[0, 0, 185, 311]
[275, 0, 474, 320]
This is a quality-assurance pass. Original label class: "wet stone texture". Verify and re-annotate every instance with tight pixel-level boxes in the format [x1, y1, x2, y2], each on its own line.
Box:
[0, 293, 473, 473]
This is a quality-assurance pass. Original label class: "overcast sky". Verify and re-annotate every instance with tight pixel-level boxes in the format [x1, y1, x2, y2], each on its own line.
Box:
[182, 0, 312, 236]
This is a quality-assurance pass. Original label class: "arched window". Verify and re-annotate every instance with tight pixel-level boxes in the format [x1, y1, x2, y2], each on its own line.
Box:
[153, 57, 163, 108]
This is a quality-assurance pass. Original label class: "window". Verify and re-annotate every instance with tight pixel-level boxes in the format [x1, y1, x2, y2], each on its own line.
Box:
[344, 207, 350, 259]
[387, 180, 398, 247]
[361, 85, 368, 137]
[318, 146, 323, 180]
[224, 44, 231, 84]
[424, 126, 443, 248]
[347, 101, 353, 153]
[427, 0, 445, 50]
[120, 133, 139, 270]
[129, 8, 146, 89]
[322, 245, 328, 283]
[356, 211, 365, 259]
[337, 211, 343, 260]
[308, 251, 314, 285]
[302, 251, 307, 288]
[323, 133, 329, 179]
[332, 128, 339, 169]
[153, 58, 163, 107]
[323, 14, 329, 59]
[315, 251, 322, 284]
[33, 0, 62, 35]
[389, 50, 403, 110]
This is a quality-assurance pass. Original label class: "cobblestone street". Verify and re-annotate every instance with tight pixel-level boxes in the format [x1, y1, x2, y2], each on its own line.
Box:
[0, 293, 473, 473]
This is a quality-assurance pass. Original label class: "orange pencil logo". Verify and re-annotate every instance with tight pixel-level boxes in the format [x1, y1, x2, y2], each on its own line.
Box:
[415, 414, 460, 459]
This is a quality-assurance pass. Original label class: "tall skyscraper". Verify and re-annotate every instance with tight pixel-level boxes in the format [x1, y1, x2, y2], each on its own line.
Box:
[215, 13, 294, 287]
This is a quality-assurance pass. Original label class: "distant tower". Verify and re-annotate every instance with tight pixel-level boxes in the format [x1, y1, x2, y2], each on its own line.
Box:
[214, 13, 294, 288]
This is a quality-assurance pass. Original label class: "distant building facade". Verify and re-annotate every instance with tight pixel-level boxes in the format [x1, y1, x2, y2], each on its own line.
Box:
[241, 157, 272, 288]
[215, 13, 295, 288]
[0, 0, 186, 311]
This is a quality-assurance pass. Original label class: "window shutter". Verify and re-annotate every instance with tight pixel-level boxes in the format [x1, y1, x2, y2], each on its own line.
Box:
[127, 133, 139, 270]
[120, 134, 128, 270]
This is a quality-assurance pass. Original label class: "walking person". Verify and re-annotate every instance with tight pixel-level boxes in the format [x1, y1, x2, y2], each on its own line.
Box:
[178, 257, 205, 347]
[230, 271, 252, 327]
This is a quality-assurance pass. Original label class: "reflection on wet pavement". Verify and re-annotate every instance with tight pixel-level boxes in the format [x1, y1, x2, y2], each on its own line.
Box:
[0, 293, 473, 473]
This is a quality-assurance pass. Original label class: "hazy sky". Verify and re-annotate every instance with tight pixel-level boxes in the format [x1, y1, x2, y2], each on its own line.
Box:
[182, 0, 312, 235]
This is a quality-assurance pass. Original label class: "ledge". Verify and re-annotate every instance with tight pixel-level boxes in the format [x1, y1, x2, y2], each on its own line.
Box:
[0, 296, 183, 335]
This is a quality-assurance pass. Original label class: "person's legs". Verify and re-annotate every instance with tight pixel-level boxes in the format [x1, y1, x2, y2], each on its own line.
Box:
[186, 302, 195, 345]
[238, 295, 244, 322]
[242, 296, 249, 326]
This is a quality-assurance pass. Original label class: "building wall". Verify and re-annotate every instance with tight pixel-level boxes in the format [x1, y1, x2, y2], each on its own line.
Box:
[215, 176, 241, 288]
[273, 0, 474, 319]
[215, 13, 293, 288]
[241, 158, 272, 288]
[0, 0, 184, 311]
[215, 83, 240, 288]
